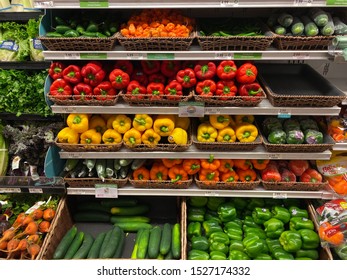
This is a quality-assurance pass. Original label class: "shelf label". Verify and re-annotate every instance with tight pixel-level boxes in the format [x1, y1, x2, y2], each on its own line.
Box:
[293, 0, 313, 5]
[64, 53, 80, 60]
[34, 1, 54, 8]
[80, 0, 109, 8]
[95, 184, 118, 198]
[204, 191, 220, 196]
[215, 52, 233, 60]
[267, 154, 282, 160]
[126, 53, 144, 60]
[68, 189, 90, 195]
[277, 108, 292, 119]
[178, 102, 205, 117]
[80, 53, 107, 60]
[234, 53, 262, 60]
[273, 192, 288, 199]
[60, 106, 77, 113]
[147, 53, 175, 60]
[0, 188, 21, 193]
[326, 0, 347, 5]
[293, 52, 310, 60]
[66, 152, 81, 158]
[220, 0, 239, 6]
[29, 188, 43, 194]
[205, 107, 221, 115]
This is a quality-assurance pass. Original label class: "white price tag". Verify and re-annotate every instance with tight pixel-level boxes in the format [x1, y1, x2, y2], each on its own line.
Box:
[204, 191, 219, 197]
[179, 102, 205, 117]
[95, 184, 118, 198]
[28, 188, 43, 194]
[215, 52, 233, 60]
[220, 0, 239, 6]
[278, 108, 292, 119]
[70, 189, 89, 195]
[1, 188, 21, 193]
[293, 52, 310, 60]
[205, 107, 221, 115]
[67, 153, 81, 158]
[64, 53, 80, 60]
[34, 1, 54, 8]
[126, 53, 144, 60]
[293, 0, 313, 5]
[268, 154, 282, 160]
[61, 106, 77, 113]
[273, 192, 288, 199]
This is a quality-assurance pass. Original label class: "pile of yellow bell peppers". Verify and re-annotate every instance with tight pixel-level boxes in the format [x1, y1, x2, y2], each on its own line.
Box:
[56, 113, 191, 147]
[197, 114, 258, 143]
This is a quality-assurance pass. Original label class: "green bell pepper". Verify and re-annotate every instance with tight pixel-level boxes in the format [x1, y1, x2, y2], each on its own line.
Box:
[243, 235, 266, 258]
[229, 250, 250, 260]
[204, 210, 221, 224]
[289, 206, 309, 218]
[286, 129, 304, 144]
[279, 230, 302, 253]
[267, 129, 286, 144]
[229, 240, 245, 252]
[271, 206, 291, 224]
[298, 229, 320, 249]
[262, 117, 283, 135]
[209, 232, 230, 245]
[209, 241, 229, 254]
[231, 197, 248, 210]
[207, 197, 226, 211]
[189, 196, 208, 207]
[210, 250, 227, 260]
[289, 217, 314, 231]
[254, 253, 272, 260]
[252, 207, 273, 225]
[187, 222, 201, 240]
[243, 226, 267, 240]
[203, 220, 223, 237]
[264, 218, 285, 239]
[273, 248, 295, 260]
[224, 226, 243, 241]
[304, 129, 323, 144]
[266, 238, 282, 254]
[243, 216, 261, 228]
[217, 202, 237, 222]
[191, 236, 209, 251]
[187, 206, 206, 222]
[295, 249, 319, 260]
[247, 198, 265, 210]
[188, 249, 210, 260]
[224, 219, 243, 229]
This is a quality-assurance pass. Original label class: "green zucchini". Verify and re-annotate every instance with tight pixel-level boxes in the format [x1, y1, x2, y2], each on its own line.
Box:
[100, 197, 138, 208]
[99, 228, 114, 258]
[277, 13, 293, 28]
[290, 17, 304, 36]
[64, 159, 80, 172]
[302, 15, 319, 37]
[320, 12, 335, 36]
[113, 222, 152, 232]
[100, 226, 123, 259]
[274, 25, 286, 35]
[333, 16, 347, 35]
[137, 229, 150, 259]
[114, 159, 122, 171]
[83, 159, 96, 172]
[69, 161, 84, 178]
[106, 159, 114, 178]
[53, 226, 78, 259]
[164, 249, 173, 260]
[119, 165, 129, 179]
[110, 215, 150, 224]
[110, 204, 150, 216]
[113, 230, 125, 258]
[96, 159, 107, 180]
[159, 223, 172, 255]
[148, 226, 162, 259]
[131, 159, 147, 170]
[77, 165, 88, 178]
[171, 223, 181, 259]
[309, 7, 329, 27]
[72, 233, 94, 259]
[73, 211, 111, 223]
[64, 231, 85, 259]
[87, 231, 106, 259]
[131, 229, 144, 259]
[119, 159, 133, 167]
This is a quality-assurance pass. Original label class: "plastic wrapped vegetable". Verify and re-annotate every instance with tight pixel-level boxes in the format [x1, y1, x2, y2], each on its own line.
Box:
[286, 130, 304, 144]
[299, 118, 319, 132]
[283, 119, 300, 133]
[304, 129, 323, 144]
[262, 117, 283, 135]
[267, 129, 286, 144]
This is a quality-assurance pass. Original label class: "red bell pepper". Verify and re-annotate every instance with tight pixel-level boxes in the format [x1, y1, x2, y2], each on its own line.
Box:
[280, 168, 297, 182]
[109, 68, 130, 90]
[196, 79, 216, 96]
[238, 83, 264, 98]
[73, 82, 93, 100]
[176, 68, 196, 88]
[149, 73, 166, 84]
[235, 62, 258, 84]
[114, 60, 134, 76]
[62, 65, 82, 84]
[93, 81, 117, 101]
[160, 61, 181, 78]
[81, 62, 106, 87]
[140, 61, 161, 75]
[48, 62, 65, 80]
[50, 79, 72, 100]
[194, 61, 216, 80]
[216, 60, 237, 80]
[215, 80, 237, 100]
[261, 163, 282, 182]
[131, 69, 149, 86]
[164, 80, 183, 100]
[288, 160, 310, 176]
[147, 82, 165, 101]
[126, 80, 147, 100]
[300, 168, 323, 183]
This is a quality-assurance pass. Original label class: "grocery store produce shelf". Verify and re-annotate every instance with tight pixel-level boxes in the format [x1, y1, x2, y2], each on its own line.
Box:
[332, 142, 347, 150]
[33, 0, 343, 9]
[59, 145, 333, 160]
[50, 99, 341, 116]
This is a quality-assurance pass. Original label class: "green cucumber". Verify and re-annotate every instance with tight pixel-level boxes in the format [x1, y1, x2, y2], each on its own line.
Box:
[119, 159, 133, 167]
[45, 32, 63, 37]
[113, 222, 152, 232]
[114, 159, 122, 171]
[164, 249, 173, 260]
[100, 226, 123, 259]
[113, 230, 125, 258]
[53, 226, 78, 259]
[320, 12, 334, 36]
[277, 13, 293, 28]
[131, 229, 144, 259]
[131, 159, 147, 170]
[99, 228, 114, 258]
[55, 25, 72, 34]
[333, 16, 347, 35]
[72, 233, 94, 259]
[64, 29, 80, 37]
[64, 231, 85, 259]
[73, 211, 111, 223]
[290, 17, 304, 36]
[148, 226, 162, 259]
[159, 223, 172, 255]
[137, 229, 150, 259]
[302, 15, 319, 37]
[100, 198, 138, 208]
[274, 25, 286, 35]
[87, 231, 106, 259]
[309, 7, 329, 27]
[110, 216, 150, 224]
[110, 204, 149, 216]
[171, 223, 181, 259]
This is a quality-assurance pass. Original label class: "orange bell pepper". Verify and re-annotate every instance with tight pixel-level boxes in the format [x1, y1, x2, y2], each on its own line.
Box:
[149, 163, 168, 181]
[162, 158, 183, 168]
[168, 165, 189, 182]
[251, 159, 270, 170]
[237, 168, 257, 182]
[233, 159, 252, 171]
[132, 166, 150, 180]
[218, 159, 234, 173]
[199, 169, 220, 182]
[182, 159, 201, 175]
[201, 155, 221, 171]
[221, 171, 239, 183]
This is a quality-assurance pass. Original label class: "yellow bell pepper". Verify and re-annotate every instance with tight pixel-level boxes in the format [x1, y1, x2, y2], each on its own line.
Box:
[66, 113, 89, 133]
[197, 123, 217, 142]
[123, 128, 142, 146]
[153, 115, 175, 137]
[209, 115, 231, 130]
[132, 114, 153, 132]
[102, 128, 122, 144]
[234, 115, 255, 124]
[168, 127, 188, 145]
[235, 122, 258, 142]
[175, 116, 190, 131]
[141, 128, 161, 147]
[106, 114, 118, 129]
[112, 114, 132, 134]
[56, 127, 79, 144]
[217, 127, 236, 143]
[89, 115, 107, 134]
[80, 129, 102, 144]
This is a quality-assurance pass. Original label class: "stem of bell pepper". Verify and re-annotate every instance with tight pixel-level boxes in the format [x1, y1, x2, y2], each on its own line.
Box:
[171, 175, 182, 183]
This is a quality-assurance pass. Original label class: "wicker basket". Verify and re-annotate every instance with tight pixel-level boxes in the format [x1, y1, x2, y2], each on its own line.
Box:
[262, 180, 329, 192]
[39, 34, 118, 51]
[121, 89, 193, 106]
[129, 178, 193, 189]
[55, 139, 123, 152]
[273, 35, 335, 50]
[118, 33, 194, 51]
[47, 94, 119, 106]
[195, 176, 260, 190]
[64, 176, 128, 188]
